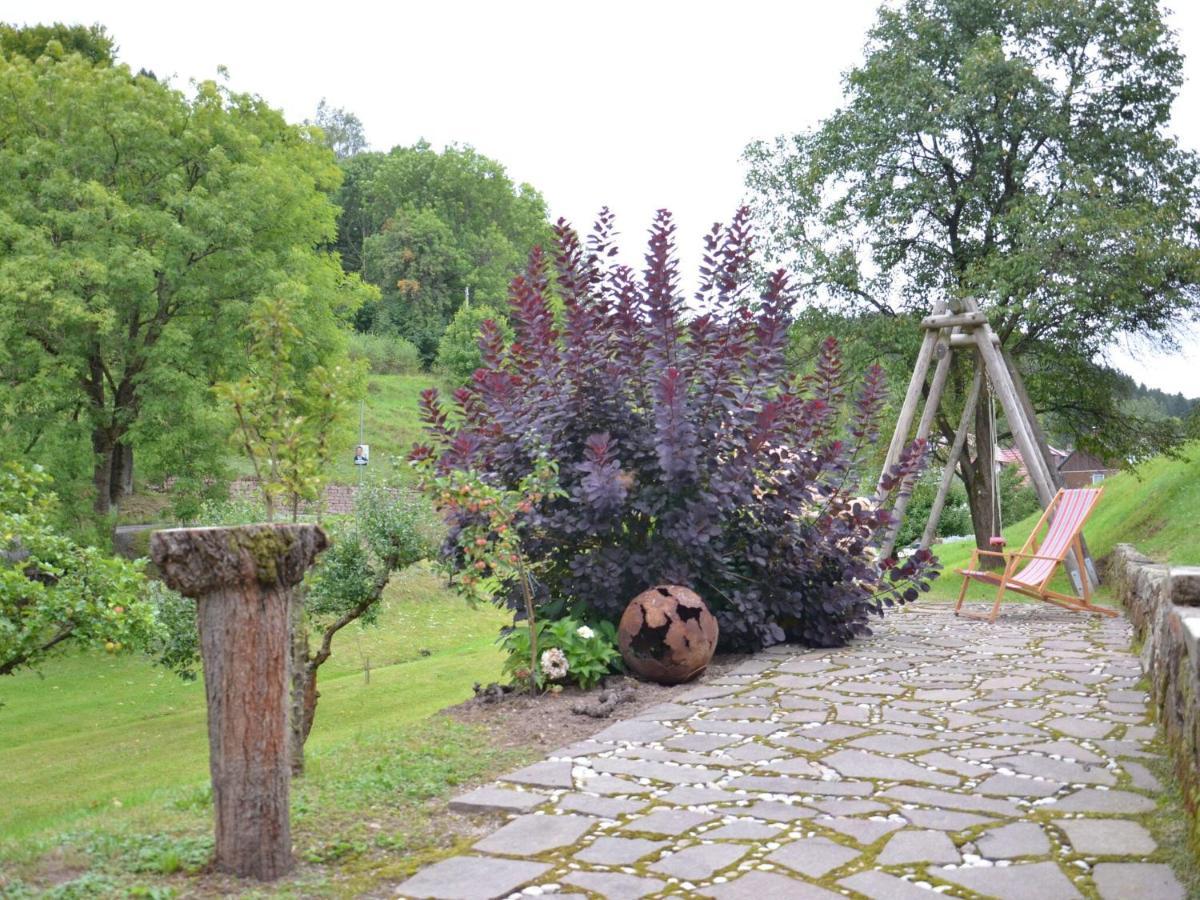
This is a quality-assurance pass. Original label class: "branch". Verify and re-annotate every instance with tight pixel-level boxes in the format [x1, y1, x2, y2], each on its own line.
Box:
[308, 567, 391, 672]
[0, 624, 75, 677]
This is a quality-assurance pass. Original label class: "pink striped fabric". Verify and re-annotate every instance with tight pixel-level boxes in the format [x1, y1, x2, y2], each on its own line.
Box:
[1012, 489, 1101, 586]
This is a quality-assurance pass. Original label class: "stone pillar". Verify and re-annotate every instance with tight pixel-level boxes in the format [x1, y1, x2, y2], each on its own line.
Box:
[151, 523, 327, 881]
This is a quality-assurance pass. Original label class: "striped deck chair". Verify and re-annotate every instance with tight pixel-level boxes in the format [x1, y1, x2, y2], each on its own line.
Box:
[955, 488, 1116, 622]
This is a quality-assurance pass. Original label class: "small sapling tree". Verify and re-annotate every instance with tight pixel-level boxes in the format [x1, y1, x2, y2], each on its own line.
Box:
[411, 454, 564, 687]
[298, 484, 435, 755]
[215, 292, 367, 773]
[215, 293, 364, 523]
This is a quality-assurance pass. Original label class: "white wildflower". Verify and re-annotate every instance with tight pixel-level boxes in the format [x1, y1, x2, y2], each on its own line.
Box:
[541, 647, 570, 681]
[576, 625, 595, 640]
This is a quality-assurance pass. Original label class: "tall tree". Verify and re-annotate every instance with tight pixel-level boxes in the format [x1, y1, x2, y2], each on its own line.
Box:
[334, 142, 552, 357]
[0, 22, 115, 65]
[308, 99, 367, 160]
[0, 49, 368, 517]
[362, 205, 468, 357]
[746, 0, 1200, 548]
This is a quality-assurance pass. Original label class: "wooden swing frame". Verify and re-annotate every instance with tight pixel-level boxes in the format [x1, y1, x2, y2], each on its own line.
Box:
[876, 297, 1103, 621]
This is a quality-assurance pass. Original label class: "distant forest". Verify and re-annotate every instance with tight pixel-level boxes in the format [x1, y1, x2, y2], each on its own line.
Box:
[1125, 376, 1197, 419]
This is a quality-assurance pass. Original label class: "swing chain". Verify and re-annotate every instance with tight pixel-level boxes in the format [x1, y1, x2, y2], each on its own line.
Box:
[986, 373, 1004, 548]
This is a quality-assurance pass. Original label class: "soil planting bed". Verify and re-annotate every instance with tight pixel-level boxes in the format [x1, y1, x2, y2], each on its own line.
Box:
[444, 655, 746, 755]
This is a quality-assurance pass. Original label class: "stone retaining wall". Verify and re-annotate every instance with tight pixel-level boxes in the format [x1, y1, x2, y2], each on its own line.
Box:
[150, 477, 414, 516]
[226, 479, 412, 516]
[1110, 543, 1200, 820]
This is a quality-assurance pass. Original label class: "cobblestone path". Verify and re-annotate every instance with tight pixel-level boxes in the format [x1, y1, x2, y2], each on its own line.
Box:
[396, 605, 1187, 899]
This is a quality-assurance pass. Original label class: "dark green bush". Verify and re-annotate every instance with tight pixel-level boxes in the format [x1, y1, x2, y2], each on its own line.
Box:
[893, 476, 972, 547]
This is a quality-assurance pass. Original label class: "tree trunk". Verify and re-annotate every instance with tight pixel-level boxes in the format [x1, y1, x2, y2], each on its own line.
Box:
[289, 594, 312, 777]
[961, 381, 1002, 568]
[111, 441, 134, 501]
[92, 430, 115, 517]
[301, 663, 319, 748]
[151, 523, 328, 881]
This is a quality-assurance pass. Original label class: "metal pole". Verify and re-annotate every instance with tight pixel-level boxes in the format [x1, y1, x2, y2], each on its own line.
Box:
[358, 399, 364, 489]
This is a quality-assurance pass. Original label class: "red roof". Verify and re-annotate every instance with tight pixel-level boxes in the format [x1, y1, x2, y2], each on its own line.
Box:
[995, 445, 1068, 482]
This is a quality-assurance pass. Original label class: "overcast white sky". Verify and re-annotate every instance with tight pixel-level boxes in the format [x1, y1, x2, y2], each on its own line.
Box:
[11, 0, 1200, 395]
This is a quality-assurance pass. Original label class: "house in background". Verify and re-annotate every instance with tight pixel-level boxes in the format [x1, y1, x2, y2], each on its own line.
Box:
[1056, 448, 1120, 487]
[997, 445, 1119, 488]
[996, 445, 1068, 483]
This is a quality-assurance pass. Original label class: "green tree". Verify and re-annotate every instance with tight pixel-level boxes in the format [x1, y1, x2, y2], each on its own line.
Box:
[1187, 406, 1200, 440]
[296, 485, 434, 771]
[308, 98, 367, 160]
[335, 142, 551, 353]
[362, 205, 468, 359]
[436, 303, 513, 383]
[216, 293, 366, 523]
[0, 22, 115, 65]
[746, 0, 1200, 549]
[0, 462, 157, 678]
[0, 49, 369, 517]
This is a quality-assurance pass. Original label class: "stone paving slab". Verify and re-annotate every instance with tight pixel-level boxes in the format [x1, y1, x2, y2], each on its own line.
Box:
[395, 606, 1187, 899]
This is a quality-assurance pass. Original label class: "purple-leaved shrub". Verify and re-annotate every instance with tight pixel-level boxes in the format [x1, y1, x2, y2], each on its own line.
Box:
[412, 208, 938, 650]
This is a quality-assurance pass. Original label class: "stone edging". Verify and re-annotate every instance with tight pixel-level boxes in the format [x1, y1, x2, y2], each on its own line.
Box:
[1110, 543, 1200, 822]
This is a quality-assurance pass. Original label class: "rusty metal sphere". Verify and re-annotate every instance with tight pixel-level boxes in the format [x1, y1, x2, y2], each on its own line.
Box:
[617, 585, 719, 684]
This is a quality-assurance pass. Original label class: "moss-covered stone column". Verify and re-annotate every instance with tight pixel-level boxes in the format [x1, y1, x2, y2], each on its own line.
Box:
[151, 523, 327, 881]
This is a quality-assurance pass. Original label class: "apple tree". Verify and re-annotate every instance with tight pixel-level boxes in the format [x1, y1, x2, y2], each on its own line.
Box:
[0, 462, 157, 678]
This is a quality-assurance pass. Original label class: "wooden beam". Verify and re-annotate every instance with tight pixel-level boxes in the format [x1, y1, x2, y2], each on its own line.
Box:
[921, 363, 983, 550]
[880, 334, 956, 558]
[921, 311, 987, 329]
[877, 300, 947, 492]
[964, 311, 1054, 501]
[950, 332, 999, 347]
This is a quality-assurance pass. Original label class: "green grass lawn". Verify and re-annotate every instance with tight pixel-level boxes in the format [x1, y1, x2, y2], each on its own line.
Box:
[0, 564, 509, 843]
[923, 442, 1200, 604]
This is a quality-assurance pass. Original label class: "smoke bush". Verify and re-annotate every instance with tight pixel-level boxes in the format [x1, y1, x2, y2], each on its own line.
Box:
[412, 208, 937, 650]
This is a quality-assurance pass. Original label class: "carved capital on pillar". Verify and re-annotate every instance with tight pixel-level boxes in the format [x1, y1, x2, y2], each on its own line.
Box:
[151, 523, 328, 598]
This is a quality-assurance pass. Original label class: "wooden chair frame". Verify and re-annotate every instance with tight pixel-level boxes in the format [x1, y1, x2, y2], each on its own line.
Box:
[954, 488, 1117, 623]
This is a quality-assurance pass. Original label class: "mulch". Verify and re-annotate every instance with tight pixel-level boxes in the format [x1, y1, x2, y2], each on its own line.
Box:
[443, 654, 747, 756]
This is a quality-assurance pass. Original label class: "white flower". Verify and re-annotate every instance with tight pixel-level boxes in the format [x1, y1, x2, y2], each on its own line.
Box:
[541, 647, 569, 681]
[576, 625, 595, 640]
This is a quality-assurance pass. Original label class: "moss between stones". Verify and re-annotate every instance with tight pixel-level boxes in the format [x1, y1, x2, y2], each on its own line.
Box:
[1136, 736, 1200, 896]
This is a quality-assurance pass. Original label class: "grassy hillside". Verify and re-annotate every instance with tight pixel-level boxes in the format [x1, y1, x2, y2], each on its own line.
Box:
[325, 373, 453, 486]
[210, 372, 450, 493]
[926, 442, 1199, 602]
[0, 564, 509, 840]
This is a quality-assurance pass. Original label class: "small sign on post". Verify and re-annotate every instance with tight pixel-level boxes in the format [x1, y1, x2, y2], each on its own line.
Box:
[354, 444, 369, 466]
